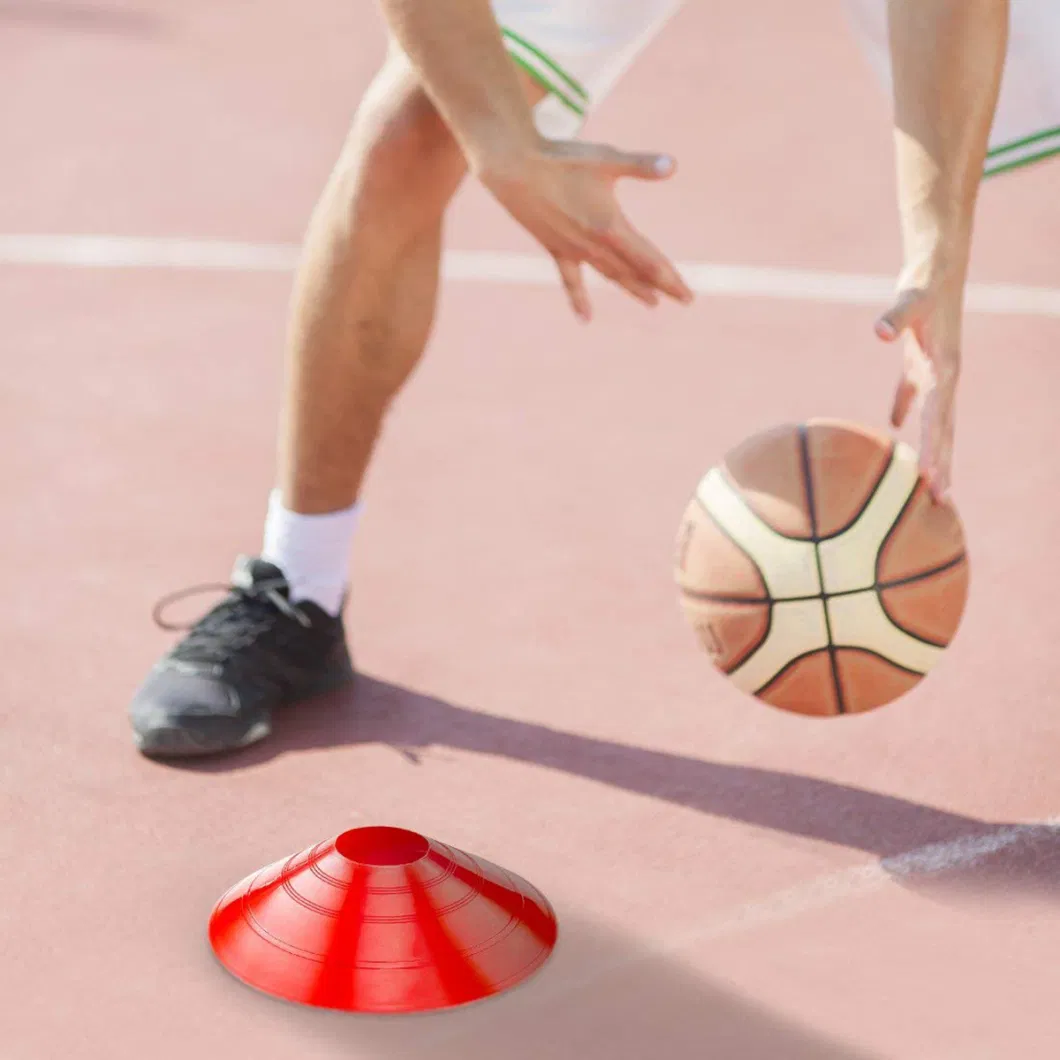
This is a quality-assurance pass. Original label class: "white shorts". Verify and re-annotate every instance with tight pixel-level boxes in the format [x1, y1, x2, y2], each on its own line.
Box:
[494, 0, 1060, 176]
[845, 0, 1060, 176]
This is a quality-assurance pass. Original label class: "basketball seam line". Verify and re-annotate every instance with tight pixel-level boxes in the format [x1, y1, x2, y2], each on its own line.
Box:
[687, 585, 955, 656]
[874, 474, 925, 586]
[715, 439, 898, 546]
[754, 645, 925, 693]
[876, 554, 968, 649]
[810, 437, 898, 541]
[870, 470, 961, 650]
[797, 425, 847, 715]
[689, 493, 775, 666]
[691, 492, 772, 599]
[678, 551, 968, 606]
[688, 438, 960, 691]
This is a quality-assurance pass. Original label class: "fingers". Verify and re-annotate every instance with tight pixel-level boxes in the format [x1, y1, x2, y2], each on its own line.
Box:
[548, 215, 678, 309]
[921, 376, 958, 504]
[919, 417, 951, 504]
[556, 254, 660, 319]
[565, 145, 692, 302]
[875, 287, 929, 343]
[557, 259, 592, 322]
[545, 178, 692, 303]
[579, 249, 662, 309]
[536, 215, 657, 311]
[601, 220, 693, 304]
[923, 467, 951, 504]
[874, 278, 962, 503]
[890, 373, 916, 429]
[492, 138, 691, 311]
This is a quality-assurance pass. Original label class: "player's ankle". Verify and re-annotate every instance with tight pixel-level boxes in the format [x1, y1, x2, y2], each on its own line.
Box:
[260, 490, 360, 617]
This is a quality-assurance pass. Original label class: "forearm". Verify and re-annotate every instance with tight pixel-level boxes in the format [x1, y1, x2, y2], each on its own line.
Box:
[377, 0, 540, 168]
[887, 0, 1008, 278]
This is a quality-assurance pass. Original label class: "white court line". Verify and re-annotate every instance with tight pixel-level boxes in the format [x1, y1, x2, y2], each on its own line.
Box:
[668, 817, 1060, 948]
[585, 815, 1059, 970]
[3, 233, 1060, 316]
[422, 816, 1060, 1045]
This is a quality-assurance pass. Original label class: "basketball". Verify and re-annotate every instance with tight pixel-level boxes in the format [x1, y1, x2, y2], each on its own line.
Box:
[674, 419, 969, 715]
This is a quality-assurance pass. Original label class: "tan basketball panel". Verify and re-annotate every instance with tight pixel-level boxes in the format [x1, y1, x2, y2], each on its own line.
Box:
[879, 557, 970, 647]
[804, 419, 894, 537]
[673, 499, 767, 600]
[678, 596, 770, 673]
[721, 423, 812, 539]
[757, 651, 840, 716]
[877, 480, 967, 583]
[835, 648, 923, 713]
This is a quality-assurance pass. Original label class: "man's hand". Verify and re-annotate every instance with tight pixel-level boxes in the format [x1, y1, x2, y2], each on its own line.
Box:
[882, 0, 1008, 501]
[474, 139, 694, 321]
[377, 0, 692, 321]
[874, 257, 964, 502]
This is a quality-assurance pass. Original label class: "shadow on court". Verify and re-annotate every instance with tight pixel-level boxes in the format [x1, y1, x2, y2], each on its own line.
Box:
[163, 675, 1060, 905]
[205, 908, 885, 1060]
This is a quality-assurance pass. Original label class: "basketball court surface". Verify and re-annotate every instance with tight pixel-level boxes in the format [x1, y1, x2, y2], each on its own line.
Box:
[3, 2, 1060, 1057]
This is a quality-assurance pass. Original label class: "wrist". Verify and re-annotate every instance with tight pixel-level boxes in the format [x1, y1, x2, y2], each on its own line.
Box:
[900, 215, 973, 289]
[895, 154, 977, 281]
[459, 111, 544, 177]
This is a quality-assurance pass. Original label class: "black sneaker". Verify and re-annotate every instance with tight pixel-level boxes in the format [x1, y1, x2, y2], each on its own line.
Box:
[129, 556, 355, 758]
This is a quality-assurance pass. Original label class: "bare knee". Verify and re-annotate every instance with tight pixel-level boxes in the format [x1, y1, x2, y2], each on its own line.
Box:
[336, 58, 465, 228]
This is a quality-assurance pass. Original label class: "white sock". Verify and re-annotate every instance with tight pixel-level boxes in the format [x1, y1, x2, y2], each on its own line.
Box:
[260, 490, 360, 616]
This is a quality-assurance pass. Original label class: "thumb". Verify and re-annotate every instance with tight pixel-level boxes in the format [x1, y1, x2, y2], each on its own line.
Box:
[610, 150, 676, 181]
[874, 287, 929, 343]
[569, 142, 676, 181]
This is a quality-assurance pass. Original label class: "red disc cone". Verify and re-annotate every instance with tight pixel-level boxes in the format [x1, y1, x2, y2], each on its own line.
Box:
[208, 826, 558, 1014]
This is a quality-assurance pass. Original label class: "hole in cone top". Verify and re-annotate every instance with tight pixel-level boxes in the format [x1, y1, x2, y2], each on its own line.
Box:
[334, 826, 430, 866]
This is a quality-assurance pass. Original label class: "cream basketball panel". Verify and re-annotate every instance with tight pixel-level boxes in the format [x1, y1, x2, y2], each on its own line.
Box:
[727, 599, 831, 693]
[826, 591, 944, 674]
[816, 442, 919, 595]
[695, 470, 821, 600]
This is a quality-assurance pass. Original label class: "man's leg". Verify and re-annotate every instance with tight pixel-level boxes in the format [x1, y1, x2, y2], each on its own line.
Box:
[280, 55, 468, 520]
[259, 54, 484, 617]
[128, 52, 544, 758]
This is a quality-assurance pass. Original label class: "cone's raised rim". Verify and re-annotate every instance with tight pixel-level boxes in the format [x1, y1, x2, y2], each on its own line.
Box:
[333, 825, 431, 867]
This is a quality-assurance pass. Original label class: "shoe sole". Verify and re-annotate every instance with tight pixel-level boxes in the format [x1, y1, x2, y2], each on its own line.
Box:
[134, 667, 357, 760]
[134, 718, 273, 758]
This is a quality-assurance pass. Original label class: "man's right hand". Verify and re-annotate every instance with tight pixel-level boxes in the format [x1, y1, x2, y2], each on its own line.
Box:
[473, 138, 695, 321]
[874, 253, 965, 503]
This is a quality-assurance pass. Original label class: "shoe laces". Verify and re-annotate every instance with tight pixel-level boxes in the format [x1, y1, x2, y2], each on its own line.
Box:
[153, 577, 312, 631]
[152, 577, 314, 665]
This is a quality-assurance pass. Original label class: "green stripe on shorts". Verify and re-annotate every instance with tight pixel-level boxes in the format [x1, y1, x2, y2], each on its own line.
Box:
[501, 27, 588, 118]
[984, 125, 1060, 177]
